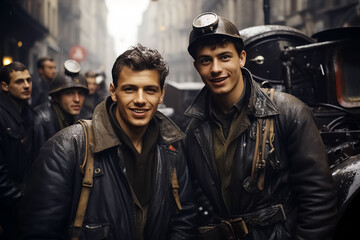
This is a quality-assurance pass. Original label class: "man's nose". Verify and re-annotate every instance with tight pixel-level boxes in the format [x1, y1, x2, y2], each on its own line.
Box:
[211, 59, 222, 74]
[73, 92, 80, 102]
[23, 80, 31, 88]
[134, 89, 146, 105]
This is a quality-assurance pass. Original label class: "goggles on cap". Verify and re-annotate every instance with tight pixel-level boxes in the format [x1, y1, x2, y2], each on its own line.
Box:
[64, 59, 81, 75]
[192, 12, 219, 34]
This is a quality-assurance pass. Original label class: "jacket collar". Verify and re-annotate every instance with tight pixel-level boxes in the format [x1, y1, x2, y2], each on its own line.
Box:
[184, 68, 279, 120]
[92, 96, 185, 153]
[0, 91, 32, 125]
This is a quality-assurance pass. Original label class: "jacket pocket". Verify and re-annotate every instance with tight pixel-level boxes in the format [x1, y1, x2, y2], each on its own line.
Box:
[83, 223, 111, 239]
[68, 223, 111, 240]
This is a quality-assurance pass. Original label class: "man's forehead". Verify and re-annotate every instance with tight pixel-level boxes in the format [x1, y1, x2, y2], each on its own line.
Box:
[118, 67, 160, 85]
[43, 60, 55, 66]
[198, 41, 235, 52]
[10, 70, 30, 80]
[196, 45, 236, 60]
[86, 77, 97, 83]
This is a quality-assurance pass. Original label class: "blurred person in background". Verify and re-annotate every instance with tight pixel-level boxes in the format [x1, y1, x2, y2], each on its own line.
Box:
[79, 70, 103, 119]
[32, 60, 88, 157]
[0, 62, 35, 240]
[95, 70, 109, 100]
[31, 56, 56, 107]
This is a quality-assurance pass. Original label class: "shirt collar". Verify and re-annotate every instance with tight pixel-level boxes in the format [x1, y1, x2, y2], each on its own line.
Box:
[209, 73, 247, 121]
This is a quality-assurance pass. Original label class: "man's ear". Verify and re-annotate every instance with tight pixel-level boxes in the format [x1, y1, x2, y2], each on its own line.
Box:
[239, 50, 246, 67]
[109, 83, 117, 102]
[1, 81, 8, 92]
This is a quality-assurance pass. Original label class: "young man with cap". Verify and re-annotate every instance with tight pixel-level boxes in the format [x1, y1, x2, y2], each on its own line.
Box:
[0, 62, 35, 239]
[184, 12, 337, 240]
[19, 44, 196, 239]
[32, 60, 88, 157]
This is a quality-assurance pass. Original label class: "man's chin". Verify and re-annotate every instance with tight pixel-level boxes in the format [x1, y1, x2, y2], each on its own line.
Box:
[69, 110, 81, 115]
[21, 95, 32, 100]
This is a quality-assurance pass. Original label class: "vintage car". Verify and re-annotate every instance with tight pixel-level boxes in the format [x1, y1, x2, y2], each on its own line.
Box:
[240, 25, 360, 239]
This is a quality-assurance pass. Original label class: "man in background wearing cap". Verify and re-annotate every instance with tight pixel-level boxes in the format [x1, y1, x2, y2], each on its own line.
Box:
[32, 60, 88, 157]
[184, 12, 337, 239]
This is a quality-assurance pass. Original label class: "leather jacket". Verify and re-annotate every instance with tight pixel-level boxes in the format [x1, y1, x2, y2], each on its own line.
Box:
[184, 69, 338, 240]
[31, 77, 51, 108]
[33, 101, 59, 158]
[0, 91, 34, 197]
[0, 91, 34, 239]
[33, 101, 77, 158]
[20, 97, 197, 239]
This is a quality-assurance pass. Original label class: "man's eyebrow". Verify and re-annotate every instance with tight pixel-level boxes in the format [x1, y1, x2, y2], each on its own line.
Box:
[217, 51, 234, 57]
[196, 51, 234, 59]
[120, 84, 136, 89]
[120, 84, 160, 88]
[196, 55, 211, 61]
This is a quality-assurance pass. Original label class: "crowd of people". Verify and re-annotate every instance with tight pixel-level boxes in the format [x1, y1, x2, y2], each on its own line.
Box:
[0, 12, 338, 240]
[0, 57, 108, 239]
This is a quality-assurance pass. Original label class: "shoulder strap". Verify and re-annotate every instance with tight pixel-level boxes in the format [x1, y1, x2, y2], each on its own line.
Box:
[248, 88, 275, 192]
[171, 167, 182, 211]
[71, 119, 95, 240]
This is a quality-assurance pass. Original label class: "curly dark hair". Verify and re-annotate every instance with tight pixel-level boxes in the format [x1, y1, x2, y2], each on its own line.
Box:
[111, 44, 169, 89]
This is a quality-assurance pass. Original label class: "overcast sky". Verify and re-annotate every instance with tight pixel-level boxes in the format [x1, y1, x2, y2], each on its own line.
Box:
[105, 0, 150, 55]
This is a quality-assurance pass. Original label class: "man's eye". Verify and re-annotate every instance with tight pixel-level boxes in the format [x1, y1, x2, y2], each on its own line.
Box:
[199, 58, 211, 65]
[220, 55, 230, 60]
[14, 80, 24, 84]
[123, 87, 135, 92]
[146, 88, 157, 93]
[64, 91, 75, 96]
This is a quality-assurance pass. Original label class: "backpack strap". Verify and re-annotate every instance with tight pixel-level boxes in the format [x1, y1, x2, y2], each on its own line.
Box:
[171, 167, 182, 211]
[245, 88, 276, 192]
[71, 119, 95, 240]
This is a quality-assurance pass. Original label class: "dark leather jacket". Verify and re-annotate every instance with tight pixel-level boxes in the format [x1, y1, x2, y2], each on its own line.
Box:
[20, 97, 197, 239]
[184, 69, 338, 240]
[33, 101, 77, 158]
[0, 91, 34, 197]
[31, 77, 51, 108]
[0, 91, 34, 239]
[32, 101, 59, 158]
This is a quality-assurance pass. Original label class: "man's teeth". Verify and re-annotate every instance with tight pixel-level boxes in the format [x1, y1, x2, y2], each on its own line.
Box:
[133, 109, 146, 113]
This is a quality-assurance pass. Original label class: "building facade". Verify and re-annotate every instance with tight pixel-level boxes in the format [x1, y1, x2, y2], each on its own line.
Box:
[0, 0, 115, 86]
[138, 0, 360, 83]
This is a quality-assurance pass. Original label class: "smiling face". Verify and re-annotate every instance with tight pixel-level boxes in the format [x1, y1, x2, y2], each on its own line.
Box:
[110, 66, 165, 135]
[1, 70, 32, 101]
[194, 41, 246, 108]
[55, 88, 86, 115]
